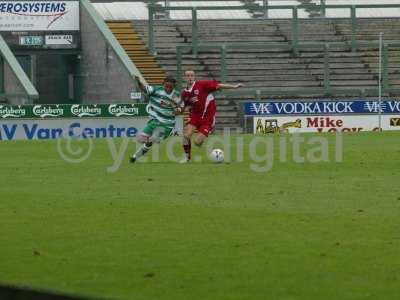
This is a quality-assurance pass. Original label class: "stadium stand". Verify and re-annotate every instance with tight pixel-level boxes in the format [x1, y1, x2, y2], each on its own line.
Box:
[107, 20, 166, 85]
[94, 0, 400, 129]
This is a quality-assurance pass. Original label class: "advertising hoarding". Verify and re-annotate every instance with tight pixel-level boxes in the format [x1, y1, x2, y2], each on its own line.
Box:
[244, 100, 400, 116]
[0, 1, 79, 31]
[253, 115, 400, 134]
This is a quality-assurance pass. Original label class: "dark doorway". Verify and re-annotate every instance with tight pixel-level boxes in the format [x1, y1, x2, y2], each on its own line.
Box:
[35, 54, 81, 104]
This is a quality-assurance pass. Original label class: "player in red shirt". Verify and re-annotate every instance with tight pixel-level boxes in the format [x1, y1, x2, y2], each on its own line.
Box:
[180, 69, 243, 162]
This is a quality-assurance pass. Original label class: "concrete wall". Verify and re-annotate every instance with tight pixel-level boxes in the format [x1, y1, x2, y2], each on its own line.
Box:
[3, 62, 29, 105]
[80, 7, 138, 103]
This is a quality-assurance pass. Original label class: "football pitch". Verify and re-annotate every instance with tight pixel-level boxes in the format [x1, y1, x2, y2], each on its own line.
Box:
[0, 132, 399, 300]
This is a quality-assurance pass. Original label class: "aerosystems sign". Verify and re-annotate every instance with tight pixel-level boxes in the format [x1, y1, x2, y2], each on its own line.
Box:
[244, 100, 400, 116]
[0, 104, 184, 141]
[254, 115, 400, 134]
[0, 1, 79, 31]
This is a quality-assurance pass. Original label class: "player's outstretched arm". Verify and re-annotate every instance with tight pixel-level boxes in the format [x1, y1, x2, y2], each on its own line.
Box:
[217, 83, 244, 90]
[134, 76, 146, 92]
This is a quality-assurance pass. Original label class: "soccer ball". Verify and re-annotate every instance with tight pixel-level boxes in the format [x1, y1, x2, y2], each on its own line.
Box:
[209, 149, 224, 163]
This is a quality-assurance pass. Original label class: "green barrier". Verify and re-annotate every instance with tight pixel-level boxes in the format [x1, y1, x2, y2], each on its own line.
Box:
[351, 6, 357, 52]
[292, 7, 299, 56]
[321, 0, 326, 17]
[0, 103, 149, 119]
[324, 43, 330, 95]
[148, 3, 155, 55]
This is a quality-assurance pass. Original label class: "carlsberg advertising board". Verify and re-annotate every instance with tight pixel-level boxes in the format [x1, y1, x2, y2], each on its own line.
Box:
[0, 104, 147, 119]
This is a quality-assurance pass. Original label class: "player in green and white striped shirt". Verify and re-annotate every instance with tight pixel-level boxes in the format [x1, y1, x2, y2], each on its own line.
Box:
[129, 76, 183, 163]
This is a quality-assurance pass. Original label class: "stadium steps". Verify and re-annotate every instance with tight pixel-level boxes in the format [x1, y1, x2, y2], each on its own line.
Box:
[106, 20, 166, 85]
[133, 19, 325, 129]
[333, 19, 400, 91]
[276, 21, 383, 91]
[130, 18, 400, 129]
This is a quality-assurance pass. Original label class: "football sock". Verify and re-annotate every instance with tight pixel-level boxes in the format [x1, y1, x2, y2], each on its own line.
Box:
[134, 142, 152, 159]
[183, 137, 191, 160]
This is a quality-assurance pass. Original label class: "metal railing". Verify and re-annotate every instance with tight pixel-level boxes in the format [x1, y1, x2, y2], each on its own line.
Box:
[175, 40, 400, 98]
[148, 3, 400, 56]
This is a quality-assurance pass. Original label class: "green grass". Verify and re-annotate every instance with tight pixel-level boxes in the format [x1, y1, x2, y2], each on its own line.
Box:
[0, 132, 400, 300]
